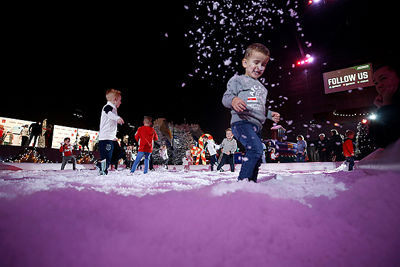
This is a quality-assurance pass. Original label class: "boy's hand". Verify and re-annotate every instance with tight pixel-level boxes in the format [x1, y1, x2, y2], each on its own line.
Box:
[118, 117, 124, 125]
[232, 97, 247, 112]
[271, 111, 280, 123]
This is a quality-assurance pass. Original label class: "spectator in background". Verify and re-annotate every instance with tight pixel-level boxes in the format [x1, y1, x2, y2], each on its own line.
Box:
[307, 139, 318, 162]
[80, 132, 90, 151]
[316, 133, 329, 162]
[329, 129, 343, 162]
[44, 124, 53, 148]
[28, 121, 42, 147]
[20, 125, 29, 147]
[296, 135, 307, 162]
[369, 62, 400, 148]
[3, 131, 14, 145]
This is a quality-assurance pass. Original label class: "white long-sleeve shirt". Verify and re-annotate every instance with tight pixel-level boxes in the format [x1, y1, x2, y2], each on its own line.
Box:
[160, 148, 169, 160]
[99, 101, 121, 141]
[206, 139, 219, 156]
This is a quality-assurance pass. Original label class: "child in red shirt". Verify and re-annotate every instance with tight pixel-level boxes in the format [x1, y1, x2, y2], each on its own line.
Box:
[60, 137, 76, 170]
[130, 116, 158, 174]
[343, 130, 355, 171]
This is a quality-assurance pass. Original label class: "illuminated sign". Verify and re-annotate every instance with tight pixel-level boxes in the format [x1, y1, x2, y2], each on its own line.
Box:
[323, 63, 374, 94]
[52, 125, 99, 151]
[0, 116, 98, 150]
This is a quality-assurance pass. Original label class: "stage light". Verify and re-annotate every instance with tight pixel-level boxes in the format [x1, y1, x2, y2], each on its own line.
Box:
[308, 0, 322, 5]
[368, 113, 377, 120]
[361, 119, 368, 124]
[295, 54, 315, 67]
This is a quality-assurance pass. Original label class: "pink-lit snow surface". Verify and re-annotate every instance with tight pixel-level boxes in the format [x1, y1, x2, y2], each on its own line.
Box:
[1, 143, 400, 267]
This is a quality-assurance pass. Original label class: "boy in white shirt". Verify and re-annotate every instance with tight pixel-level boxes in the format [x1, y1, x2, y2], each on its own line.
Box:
[97, 89, 124, 175]
[206, 136, 219, 171]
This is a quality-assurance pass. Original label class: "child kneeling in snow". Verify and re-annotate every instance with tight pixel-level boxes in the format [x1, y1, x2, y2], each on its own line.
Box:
[60, 137, 76, 170]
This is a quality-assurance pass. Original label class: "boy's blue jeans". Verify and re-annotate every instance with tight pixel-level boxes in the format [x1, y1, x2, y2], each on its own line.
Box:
[99, 140, 114, 172]
[131, 152, 151, 174]
[232, 121, 263, 182]
[296, 153, 306, 162]
[346, 156, 355, 171]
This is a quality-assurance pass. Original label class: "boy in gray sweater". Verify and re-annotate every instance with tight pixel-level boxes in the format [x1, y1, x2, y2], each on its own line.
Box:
[216, 128, 238, 172]
[222, 43, 280, 182]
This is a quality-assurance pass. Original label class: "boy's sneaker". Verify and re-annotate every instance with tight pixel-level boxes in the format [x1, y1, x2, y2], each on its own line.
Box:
[96, 159, 107, 175]
[219, 169, 224, 172]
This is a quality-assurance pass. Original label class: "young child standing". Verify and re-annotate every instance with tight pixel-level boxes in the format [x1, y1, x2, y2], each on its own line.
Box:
[216, 128, 237, 172]
[60, 137, 76, 170]
[343, 130, 355, 171]
[206, 136, 219, 171]
[159, 144, 169, 169]
[97, 89, 124, 175]
[222, 43, 280, 182]
[130, 116, 159, 174]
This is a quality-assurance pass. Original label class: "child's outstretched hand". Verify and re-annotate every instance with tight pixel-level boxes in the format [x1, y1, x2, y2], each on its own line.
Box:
[232, 97, 247, 112]
[271, 112, 280, 123]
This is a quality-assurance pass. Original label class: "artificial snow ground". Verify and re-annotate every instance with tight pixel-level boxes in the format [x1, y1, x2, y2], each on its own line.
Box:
[1, 145, 400, 267]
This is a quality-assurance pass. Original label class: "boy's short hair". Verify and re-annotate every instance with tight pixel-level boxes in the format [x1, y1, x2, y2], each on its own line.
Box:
[106, 89, 121, 101]
[244, 43, 270, 59]
[345, 130, 355, 137]
[225, 128, 232, 132]
[297, 135, 304, 140]
[319, 133, 325, 137]
[64, 137, 70, 142]
[144, 116, 152, 122]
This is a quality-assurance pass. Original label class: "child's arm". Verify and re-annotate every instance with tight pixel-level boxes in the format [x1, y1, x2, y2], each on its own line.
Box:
[220, 139, 226, 150]
[135, 128, 141, 142]
[266, 110, 280, 123]
[103, 105, 124, 124]
[222, 76, 247, 112]
[232, 140, 238, 154]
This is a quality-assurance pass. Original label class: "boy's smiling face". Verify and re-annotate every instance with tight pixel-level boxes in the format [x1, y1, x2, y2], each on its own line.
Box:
[242, 51, 270, 79]
[226, 130, 233, 139]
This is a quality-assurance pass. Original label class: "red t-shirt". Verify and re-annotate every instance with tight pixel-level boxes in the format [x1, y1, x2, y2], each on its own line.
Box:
[342, 139, 354, 157]
[60, 144, 73, 157]
[135, 126, 158, 153]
